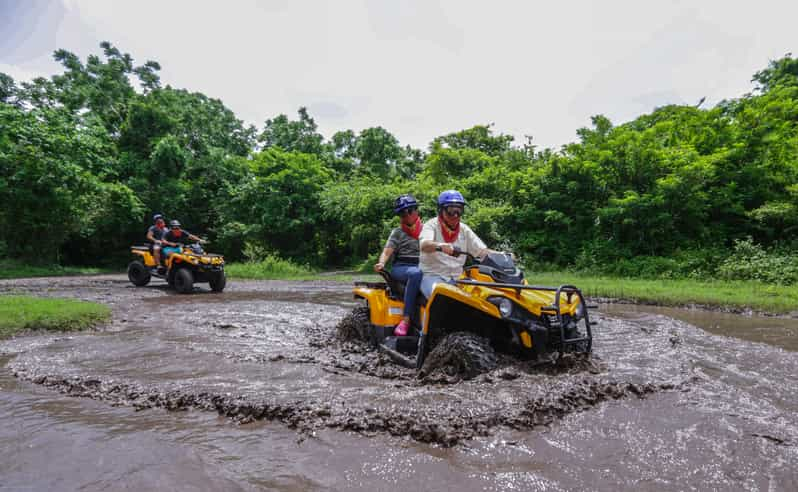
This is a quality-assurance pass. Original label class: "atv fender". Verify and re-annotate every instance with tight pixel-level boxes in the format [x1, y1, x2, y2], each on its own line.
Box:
[353, 285, 404, 328]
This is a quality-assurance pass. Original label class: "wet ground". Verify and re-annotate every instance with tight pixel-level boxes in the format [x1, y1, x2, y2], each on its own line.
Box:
[1, 275, 797, 491]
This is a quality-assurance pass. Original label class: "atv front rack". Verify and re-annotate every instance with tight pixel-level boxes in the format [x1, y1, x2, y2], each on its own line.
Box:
[455, 280, 595, 355]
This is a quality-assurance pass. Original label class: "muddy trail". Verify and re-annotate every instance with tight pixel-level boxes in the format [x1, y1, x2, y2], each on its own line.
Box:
[2, 275, 797, 490]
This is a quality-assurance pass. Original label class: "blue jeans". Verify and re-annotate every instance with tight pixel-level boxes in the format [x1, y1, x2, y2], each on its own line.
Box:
[391, 263, 422, 320]
[420, 273, 455, 298]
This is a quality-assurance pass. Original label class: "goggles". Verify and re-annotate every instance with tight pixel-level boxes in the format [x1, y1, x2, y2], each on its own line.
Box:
[443, 206, 463, 217]
[399, 207, 418, 217]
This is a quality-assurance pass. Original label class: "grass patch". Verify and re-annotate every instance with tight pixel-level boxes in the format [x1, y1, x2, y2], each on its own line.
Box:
[0, 295, 111, 339]
[526, 271, 798, 314]
[226, 255, 318, 280]
[0, 259, 109, 280]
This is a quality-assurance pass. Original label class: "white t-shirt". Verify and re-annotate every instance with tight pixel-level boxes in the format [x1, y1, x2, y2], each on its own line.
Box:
[419, 216, 487, 278]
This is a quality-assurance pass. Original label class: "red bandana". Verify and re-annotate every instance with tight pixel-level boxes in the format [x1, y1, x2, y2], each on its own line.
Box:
[439, 215, 460, 243]
[401, 216, 422, 239]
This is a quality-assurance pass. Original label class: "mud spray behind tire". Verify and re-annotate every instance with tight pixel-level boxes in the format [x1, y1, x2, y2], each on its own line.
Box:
[336, 306, 371, 342]
[420, 332, 498, 381]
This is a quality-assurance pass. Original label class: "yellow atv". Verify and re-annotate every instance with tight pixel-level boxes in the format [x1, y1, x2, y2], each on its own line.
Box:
[351, 251, 594, 375]
[127, 242, 226, 293]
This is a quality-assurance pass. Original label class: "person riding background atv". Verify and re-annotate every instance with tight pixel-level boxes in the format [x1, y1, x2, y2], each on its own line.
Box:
[419, 190, 500, 296]
[161, 220, 206, 257]
[374, 194, 423, 337]
[128, 219, 226, 293]
[146, 213, 167, 268]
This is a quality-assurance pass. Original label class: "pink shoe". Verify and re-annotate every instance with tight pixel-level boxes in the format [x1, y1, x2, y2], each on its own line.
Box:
[394, 319, 409, 337]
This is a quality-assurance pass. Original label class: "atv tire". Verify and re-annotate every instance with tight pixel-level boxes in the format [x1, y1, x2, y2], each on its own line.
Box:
[127, 260, 151, 287]
[336, 306, 372, 342]
[173, 267, 194, 294]
[420, 332, 497, 380]
[209, 271, 226, 292]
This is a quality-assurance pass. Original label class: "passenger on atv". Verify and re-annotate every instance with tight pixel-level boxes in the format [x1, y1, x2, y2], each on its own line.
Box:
[419, 190, 501, 296]
[161, 220, 206, 258]
[374, 194, 423, 337]
[146, 213, 167, 267]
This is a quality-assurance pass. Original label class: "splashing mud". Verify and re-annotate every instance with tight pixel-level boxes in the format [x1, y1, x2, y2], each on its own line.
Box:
[2, 275, 798, 490]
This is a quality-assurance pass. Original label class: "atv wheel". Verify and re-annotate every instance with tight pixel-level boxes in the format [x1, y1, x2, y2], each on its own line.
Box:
[173, 267, 194, 294]
[336, 306, 372, 342]
[127, 260, 151, 286]
[420, 332, 497, 380]
[209, 271, 226, 292]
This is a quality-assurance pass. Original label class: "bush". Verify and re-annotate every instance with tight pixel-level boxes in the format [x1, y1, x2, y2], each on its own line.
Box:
[226, 254, 314, 279]
[717, 237, 798, 285]
[572, 239, 726, 280]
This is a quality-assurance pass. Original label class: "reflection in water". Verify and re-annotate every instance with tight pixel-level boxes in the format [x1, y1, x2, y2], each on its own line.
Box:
[603, 303, 798, 351]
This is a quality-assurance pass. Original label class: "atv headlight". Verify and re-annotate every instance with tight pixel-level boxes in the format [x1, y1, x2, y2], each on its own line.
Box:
[498, 298, 513, 317]
[488, 297, 514, 317]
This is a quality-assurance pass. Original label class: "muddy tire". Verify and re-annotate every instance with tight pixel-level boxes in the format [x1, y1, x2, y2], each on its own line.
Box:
[173, 267, 194, 294]
[127, 260, 151, 286]
[420, 332, 497, 380]
[336, 306, 372, 342]
[209, 271, 226, 292]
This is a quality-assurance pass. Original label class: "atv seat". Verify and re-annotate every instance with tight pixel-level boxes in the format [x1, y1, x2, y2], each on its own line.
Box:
[378, 271, 427, 306]
[132, 245, 150, 251]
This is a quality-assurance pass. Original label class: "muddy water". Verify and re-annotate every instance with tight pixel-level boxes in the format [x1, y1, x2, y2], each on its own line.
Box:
[1, 275, 797, 490]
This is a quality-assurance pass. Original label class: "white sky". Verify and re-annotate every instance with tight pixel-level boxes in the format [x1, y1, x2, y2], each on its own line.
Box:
[1, 0, 796, 150]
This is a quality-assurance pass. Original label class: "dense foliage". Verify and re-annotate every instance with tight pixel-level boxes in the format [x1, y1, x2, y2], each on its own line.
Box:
[1, 43, 796, 282]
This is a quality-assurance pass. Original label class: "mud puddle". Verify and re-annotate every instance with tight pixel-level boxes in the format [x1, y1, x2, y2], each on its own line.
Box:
[603, 303, 798, 351]
[2, 275, 798, 490]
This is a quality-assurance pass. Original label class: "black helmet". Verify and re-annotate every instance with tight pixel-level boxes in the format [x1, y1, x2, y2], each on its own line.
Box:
[169, 220, 181, 228]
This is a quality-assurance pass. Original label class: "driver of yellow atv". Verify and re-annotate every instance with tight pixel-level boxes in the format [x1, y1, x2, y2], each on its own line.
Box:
[161, 220, 205, 258]
[419, 190, 500, 297]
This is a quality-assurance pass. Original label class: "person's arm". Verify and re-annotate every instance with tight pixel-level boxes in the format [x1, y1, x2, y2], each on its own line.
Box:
[374, 246, 394, 272]
[464, 226, 492, 259]
[474, 246, 497, 259]
[146, 229, 156, 243]
[187, 231, 204, 243]
[419, 220, 455, 255]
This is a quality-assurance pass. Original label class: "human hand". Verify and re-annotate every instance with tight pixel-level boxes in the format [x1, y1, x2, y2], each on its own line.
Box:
[374, 262, 385, 272]
[436, 243, 455, 256]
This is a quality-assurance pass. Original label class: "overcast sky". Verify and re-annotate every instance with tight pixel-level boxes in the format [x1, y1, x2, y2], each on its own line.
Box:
[1, 0, 795, 150]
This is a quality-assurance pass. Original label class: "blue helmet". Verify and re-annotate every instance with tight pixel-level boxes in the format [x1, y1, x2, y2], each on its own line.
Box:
[153, 213, 164, 222]
[437, 190, 466, 210]
[393, 194, 418, 215]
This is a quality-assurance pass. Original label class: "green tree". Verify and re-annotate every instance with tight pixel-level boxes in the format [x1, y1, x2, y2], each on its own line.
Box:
[354, 126, 403, 178]
[222, 149, 332, 263]
[259, 107, 323, 155]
